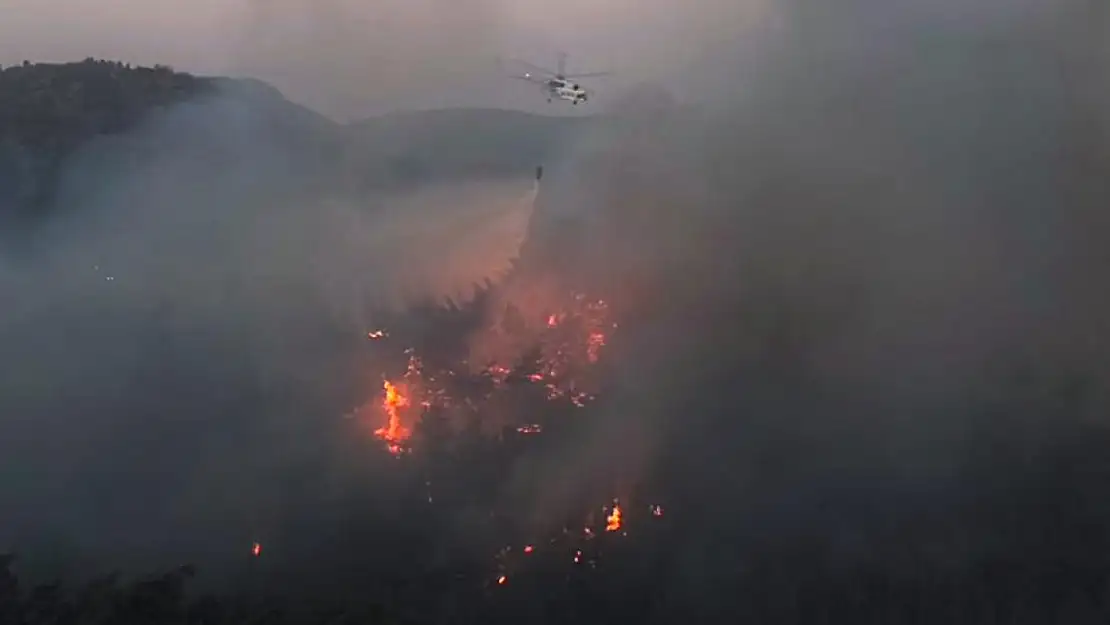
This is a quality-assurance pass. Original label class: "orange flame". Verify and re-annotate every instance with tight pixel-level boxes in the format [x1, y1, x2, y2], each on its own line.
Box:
[360, 292, 613, 455]
[375, 379, 412, 455]
[606, 503, 622, 531]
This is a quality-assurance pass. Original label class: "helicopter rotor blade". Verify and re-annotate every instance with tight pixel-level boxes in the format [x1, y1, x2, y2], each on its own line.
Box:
[562, 71, 611, 78]
[509, 73, 547, 84]
[505, 57, 559, 77]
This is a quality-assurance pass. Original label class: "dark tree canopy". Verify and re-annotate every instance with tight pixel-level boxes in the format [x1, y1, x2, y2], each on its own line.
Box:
[0, 59, 217, 218]
[0, 58, 213, 148]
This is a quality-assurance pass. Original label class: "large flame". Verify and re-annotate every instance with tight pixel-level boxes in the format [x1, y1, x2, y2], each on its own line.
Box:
[606, 502, 622, 532]
[375, 379, 412, 455]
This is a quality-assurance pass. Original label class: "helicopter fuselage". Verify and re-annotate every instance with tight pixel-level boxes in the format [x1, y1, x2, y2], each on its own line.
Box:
[544, 76, 587, 104]
[509, 53, 602, 105]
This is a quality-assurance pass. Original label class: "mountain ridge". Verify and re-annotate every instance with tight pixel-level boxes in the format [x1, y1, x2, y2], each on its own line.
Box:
[0, 59, 590, 225]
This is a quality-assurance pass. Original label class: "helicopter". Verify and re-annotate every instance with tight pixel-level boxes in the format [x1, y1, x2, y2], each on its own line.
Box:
[504, 52, 610, 105]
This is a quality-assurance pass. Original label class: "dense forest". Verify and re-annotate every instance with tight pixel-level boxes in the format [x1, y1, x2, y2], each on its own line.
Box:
[0, 60, 218, 214]
[0, 59, 212, 145]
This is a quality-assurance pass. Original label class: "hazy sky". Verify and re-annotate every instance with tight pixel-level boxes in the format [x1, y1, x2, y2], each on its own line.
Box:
[0, 0, 769, 119]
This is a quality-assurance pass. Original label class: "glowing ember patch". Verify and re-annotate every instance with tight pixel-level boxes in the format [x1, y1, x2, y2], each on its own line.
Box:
[486, 364, 512, 385]
[586, 331, 606, 363]
[358, 290, 613, 457]
[375, 379, 412, 455]
[606, 503, 622, 531]
[347, 291, 643, 584]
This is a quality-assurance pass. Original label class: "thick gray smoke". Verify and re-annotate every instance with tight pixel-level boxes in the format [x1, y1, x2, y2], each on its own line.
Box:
[2, 0, 1109, 610]
[231, 0, 773, 116]
[234, 0, 508, 117]
[504, 0, 1110, 591]
[0, 86, 539, 580]
[0, 0, 774, 119]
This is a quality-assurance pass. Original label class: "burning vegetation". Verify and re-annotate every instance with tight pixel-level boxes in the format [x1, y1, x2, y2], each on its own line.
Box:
[375, 379, 412, 456]
[360, 291, 615, 454]
[338, 288, 665, 589]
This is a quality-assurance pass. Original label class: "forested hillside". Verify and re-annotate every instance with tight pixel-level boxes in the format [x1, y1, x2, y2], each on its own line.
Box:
[0, 59, 584, 225]
[0, 60, 219, 214]
[0, 59, 212, 143]
[5, 13, 1109, 619]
